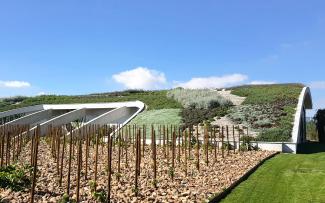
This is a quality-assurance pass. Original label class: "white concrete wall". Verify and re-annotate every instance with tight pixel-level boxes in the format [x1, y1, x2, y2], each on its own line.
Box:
[0, 105, 44, 119]
[38, 108, 87, 135]
[6, 109, 52, 125]
[292, 87, 313, 144]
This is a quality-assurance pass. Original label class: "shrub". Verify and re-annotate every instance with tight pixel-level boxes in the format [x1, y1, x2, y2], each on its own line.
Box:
[168, 167, 175, 178]
[167, 88, 233, 109]
[89, 180, 97, 192]
[255, 118, 273, 128]
[0, 165, 31, 191]
[221, 142, 234, 150]
[180, 106, 229, 126]
[314, 109, 325, 143]
[92, 190, 107, 203]
[3, 96, 28, 104]
[58, 193, 76, 203]
[256, 128, 291, 142]
[240, 135, 255, 151]
[228, 104, 278, 128]
[228, 84, 303, 142]
[306, 120, 318, 141]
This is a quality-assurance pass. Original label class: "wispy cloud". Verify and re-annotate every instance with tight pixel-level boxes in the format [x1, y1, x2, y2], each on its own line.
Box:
[37, 92, 46, 96]
[250, 80, 276, 85]
[112, 67, 167, 90]
[0, 80, 31, 88]
[309, 81, 325, 89]
[173, 74, 248, 89]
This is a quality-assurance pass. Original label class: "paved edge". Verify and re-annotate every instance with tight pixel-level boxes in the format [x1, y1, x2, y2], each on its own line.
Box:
[209, 151, 280, 203]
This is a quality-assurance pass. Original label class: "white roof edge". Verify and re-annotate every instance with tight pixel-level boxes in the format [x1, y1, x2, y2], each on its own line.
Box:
[291, 86, 313, 144]
[0, 101, 145, 118]
[0, 104, 45, 118]
[42, 101, 145, 110]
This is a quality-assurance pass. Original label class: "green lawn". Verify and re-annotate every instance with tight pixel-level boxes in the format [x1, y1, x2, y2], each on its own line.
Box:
[230, 83, 303, 105]
[129, 109, 182, 138]
[0, 90, 182, 112]
[221, 153, 325, 203]
[131, 108, 182, 125]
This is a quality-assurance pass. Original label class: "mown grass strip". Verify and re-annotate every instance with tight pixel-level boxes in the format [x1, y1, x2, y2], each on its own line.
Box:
[220, 152, 325, 203]
[209, 152, 279, 203]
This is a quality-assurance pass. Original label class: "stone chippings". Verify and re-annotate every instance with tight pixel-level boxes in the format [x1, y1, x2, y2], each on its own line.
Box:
[0, 140, 275, 202]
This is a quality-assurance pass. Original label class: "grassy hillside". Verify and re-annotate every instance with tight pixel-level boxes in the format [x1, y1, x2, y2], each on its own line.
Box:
[231, 83, 303, 105]
[129, 109, 182, 138]
[1, 84, 305, 142]
[229, 84, 304, 141]
[130, 109, 182, 125]
[167, 88, 232, 108]
[221, 153, 325, 203]
[167, 88, 232, 126]
[0, 90, 182, 112]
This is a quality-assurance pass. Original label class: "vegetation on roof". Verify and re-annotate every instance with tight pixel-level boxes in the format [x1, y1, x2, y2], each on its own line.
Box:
[129, 109, 182, 138]
[167, 88, 233, 126]
[229, 84, 304, 142]
[1, 84, 305, 142]
[130, 109, 182, 125]
[230, 83, 304, 105]
[0, 90, 182, 112]
[167, 88, 233, 109]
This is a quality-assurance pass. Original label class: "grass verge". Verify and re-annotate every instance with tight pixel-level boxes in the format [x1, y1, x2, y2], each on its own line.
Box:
[221, 153, 325, 203]
[129, 109, 182, 138]
[0, 90, 182, 112]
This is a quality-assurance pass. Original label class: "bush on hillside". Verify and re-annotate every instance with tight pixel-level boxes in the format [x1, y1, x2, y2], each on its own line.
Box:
[240, 135, 256, 151]
[167, 88, 233, 109]
[314, 109, 325, 143]
[228, 84, 303, 142]
[256, 128, 291, 142]
[306, 120, 318, 141]
[180, 106, 229, 126]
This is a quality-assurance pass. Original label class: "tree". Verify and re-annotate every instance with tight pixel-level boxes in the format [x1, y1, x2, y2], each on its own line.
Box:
[314, 109, 325, 143]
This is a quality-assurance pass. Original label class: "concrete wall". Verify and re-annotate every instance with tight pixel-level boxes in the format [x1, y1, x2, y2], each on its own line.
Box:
[38, 108, 87, 135]
[0, 105, 44, 120]
[6, 109, 52, 125]
[292, 87, 313, 144]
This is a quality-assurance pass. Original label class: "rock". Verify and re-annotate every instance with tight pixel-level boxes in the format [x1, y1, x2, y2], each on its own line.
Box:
[181, 191, 190, 197]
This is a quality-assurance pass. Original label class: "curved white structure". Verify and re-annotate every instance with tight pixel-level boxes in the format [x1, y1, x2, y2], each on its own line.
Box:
[0, 101, 145, 136]
[292, 87, 313, 143]
[0, 87, 313, 153]
[254, 87, 313, 153]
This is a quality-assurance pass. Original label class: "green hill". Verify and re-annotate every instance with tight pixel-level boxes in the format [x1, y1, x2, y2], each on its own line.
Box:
[0, 84, 305, 142]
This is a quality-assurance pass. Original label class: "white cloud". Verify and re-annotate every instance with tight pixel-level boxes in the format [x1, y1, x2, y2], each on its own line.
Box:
[112, 67, 167, 90]
[309, 81, 325, 89]
[37, 92, 46, 96]
[250, 80, 276, 85]
[0, 80, 31, 88]
[173, 74, 248, 89]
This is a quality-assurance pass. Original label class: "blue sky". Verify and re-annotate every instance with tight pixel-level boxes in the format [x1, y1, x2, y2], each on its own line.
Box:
[1, 0, 325, 115]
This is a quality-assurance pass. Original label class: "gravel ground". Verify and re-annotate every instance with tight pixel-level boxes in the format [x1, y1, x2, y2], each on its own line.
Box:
[0, 139, 275, 202]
